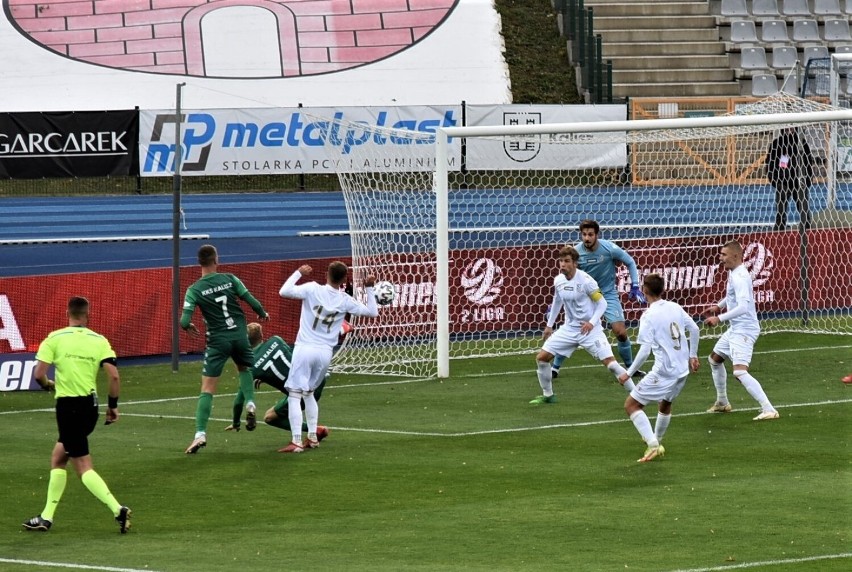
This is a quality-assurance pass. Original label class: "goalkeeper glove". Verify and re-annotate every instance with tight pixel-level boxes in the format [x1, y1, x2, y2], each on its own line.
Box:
[629, 285, 647, 305]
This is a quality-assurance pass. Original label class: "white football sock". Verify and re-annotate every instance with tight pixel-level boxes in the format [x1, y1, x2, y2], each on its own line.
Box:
[734, 371, 775, 411]
[536, 360, 554, 396]
[304, 392, 319, 436]
[287, 394, 303, 443]
[710, 358, 728, 404]
[654, 412, 671, 441]
[608, 362, 635, 391]
[629, 410, 659, 447]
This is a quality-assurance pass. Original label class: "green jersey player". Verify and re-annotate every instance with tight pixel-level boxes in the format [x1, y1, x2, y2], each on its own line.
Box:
[181, 244, 269, 454]
[226, 322, 329, 449]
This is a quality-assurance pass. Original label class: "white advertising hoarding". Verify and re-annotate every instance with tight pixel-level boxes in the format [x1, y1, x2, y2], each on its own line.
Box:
[140, 106, 462, 176]
[465, 104, 628, 170]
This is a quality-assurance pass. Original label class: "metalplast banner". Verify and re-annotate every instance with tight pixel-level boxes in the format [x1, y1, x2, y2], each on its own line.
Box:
[0, 110, 138, 179]
[464, 104, 627, 170]
[139, 106, 461, 176]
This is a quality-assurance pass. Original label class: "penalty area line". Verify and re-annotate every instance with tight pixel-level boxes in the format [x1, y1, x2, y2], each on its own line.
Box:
[0, 557, 163, 572]
[665, 551, 852, 572]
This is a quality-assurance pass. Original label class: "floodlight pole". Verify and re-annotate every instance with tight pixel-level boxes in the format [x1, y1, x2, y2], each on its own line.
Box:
[171, 82, 186, 373]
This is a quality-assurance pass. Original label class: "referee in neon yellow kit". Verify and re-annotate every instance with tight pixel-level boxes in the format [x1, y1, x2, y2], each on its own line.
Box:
[23, 296, 131, 534]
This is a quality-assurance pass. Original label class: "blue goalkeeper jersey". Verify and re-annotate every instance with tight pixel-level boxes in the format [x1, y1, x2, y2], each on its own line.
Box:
[573, 238, 640, 295]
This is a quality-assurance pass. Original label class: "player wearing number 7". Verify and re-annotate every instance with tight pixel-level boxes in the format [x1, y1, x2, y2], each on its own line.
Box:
[181, 244, 270, 454]
[277, 262, 378, 453]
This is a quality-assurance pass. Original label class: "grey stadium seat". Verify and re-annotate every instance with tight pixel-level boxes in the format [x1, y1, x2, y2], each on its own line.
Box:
[752, 73, 780, 95]
[731, 20, 759, 43]
[824, 19, 852, 42]
[792, 19, 822, 42]
[753, 0, 781, 18]
[770, 45, 799, 68]
[845, 0, 852, 15]
[835, 44, 852, 53]
[721, 0, 749, 18]
[741, 46, 770, 69]
[761, 19, 791, 42]
[813, 0, 843, 16]
[803, 45, 830, 65]
[781, 0, 811, 17]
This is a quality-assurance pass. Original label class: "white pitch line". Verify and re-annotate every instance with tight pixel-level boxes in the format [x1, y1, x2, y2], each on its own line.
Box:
[0, 558, 163, 572]
[665, 551, 852, 572]
[97, 397, 852, 438]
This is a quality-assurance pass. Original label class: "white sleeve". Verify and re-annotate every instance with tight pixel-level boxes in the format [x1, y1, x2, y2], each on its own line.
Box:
[546, 292, 562, 328]
[626, 344, 652, 377]
[347, 288, 379, 318]
[588, 295, 607, 325]
[683, 310, 700, 358]
[279, 271, 305, 299]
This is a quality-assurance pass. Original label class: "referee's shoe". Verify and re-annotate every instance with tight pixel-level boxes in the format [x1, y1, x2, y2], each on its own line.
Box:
[115, 506, 132, 534]
[22, 515, 52, 531]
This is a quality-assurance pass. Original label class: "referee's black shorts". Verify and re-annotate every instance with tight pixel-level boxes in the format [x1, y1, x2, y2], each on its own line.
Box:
[55, 394, 98, 457]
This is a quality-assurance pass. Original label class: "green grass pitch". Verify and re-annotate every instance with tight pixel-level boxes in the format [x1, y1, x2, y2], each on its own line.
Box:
[0, 333, 850, 572]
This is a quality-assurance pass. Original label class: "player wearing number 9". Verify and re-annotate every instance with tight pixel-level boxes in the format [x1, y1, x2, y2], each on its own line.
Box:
[276, 262, 378, 453]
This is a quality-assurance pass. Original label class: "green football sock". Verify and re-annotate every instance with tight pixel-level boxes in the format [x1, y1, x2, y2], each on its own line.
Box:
[41, 468, 67, 521]
[238, 370, 255, 405]
[231, 391, 246, 427]
[81, 469, 121, 515]
[195, 392, 214, 433]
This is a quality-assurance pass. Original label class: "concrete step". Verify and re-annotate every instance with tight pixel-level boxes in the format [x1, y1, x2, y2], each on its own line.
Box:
[602, 41, 726, 56]
[593, 15, 717, 30]
[612, 81, 742, 98]
[585, 2, 710, 17]
[598, 28, 720, 42]
[606, 54, 731, 70]
[613, 68, 735, 83]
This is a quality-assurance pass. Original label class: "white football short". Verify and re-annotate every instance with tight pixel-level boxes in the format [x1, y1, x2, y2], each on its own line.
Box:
[630, 372, 687, 406]
[712, 330, 757, 366]
[543, 327, 614, 362]
[285, 344, 333, 393]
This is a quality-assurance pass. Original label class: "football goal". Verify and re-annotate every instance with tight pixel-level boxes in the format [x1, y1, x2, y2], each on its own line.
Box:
[327, 94, 852, 378]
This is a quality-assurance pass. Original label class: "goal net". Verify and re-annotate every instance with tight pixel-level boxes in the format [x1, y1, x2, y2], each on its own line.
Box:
[327, 94, 852, 378]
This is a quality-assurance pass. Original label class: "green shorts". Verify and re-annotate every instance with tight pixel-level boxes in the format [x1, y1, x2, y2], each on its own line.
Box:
[202, 336, 254, 377]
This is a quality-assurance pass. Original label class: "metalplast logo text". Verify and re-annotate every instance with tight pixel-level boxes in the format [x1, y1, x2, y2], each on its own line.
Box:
[143, 109, 458, 173]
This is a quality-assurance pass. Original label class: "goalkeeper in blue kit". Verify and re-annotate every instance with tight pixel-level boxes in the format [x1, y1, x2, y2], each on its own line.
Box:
[226, 322, 328, 448]
[552, 219, 646, 378]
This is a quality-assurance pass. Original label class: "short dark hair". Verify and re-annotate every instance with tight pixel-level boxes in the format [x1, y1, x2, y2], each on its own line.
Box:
[558, 245, 579, 262]
[643, 273, 665, 297]
[198, 244, 218, 266]
[67, 296, 90, 318]
[328, 261, 348, 284]
[579, 219, 600, 235]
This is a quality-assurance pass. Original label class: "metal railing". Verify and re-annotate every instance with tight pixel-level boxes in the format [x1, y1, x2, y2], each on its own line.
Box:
[559, 0, 612, 104]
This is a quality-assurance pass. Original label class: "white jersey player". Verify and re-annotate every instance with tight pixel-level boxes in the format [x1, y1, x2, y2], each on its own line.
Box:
[530, 246, 635, 405]
[702, 240, 779, 421]
[277, 262, 379, 452]
[619, 273, 700, 462]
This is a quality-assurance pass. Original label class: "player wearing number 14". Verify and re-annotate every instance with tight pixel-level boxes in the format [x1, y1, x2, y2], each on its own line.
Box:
[277, 262, 378, 452]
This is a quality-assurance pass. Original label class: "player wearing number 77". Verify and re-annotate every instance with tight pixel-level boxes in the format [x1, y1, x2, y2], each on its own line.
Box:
[277, 262, 379, 453]
[180, 244, 270, 454]
[226, 322, 330, 449]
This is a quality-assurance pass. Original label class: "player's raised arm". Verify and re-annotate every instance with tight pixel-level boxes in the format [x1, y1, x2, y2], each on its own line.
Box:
[279, 266, 311, 299]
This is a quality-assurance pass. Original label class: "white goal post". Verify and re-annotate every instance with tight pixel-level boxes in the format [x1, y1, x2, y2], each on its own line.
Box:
[328, 95, 852, 379]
